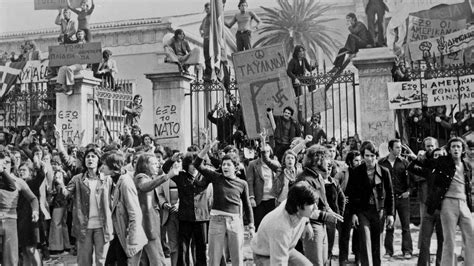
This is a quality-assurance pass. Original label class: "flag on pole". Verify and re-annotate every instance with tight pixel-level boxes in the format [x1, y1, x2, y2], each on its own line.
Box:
[209, 0, 227, 80]
[0, 61, 26, 99]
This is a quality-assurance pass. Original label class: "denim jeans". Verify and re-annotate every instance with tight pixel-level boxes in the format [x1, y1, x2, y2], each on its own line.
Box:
[440, 198, 474, 266]
[77, 228, 109, 266]
[417, 206, 443, 266]
[236, 30, 251, 51]
[302, 223, 327, 266]
[178, 220, 207, 266]
[0, 218, 18, 265]
[253, 249, 312, 266]
[164, 212, 179, 266]
[208, 215, 244, 266]
[105, 236, 141, 266]
[384, 197, 413, 255]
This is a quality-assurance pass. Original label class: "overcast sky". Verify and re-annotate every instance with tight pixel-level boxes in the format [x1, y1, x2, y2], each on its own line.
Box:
[0, 0, 279, 34]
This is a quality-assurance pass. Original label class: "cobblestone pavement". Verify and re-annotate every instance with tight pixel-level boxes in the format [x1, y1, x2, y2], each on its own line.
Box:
[44, 225, 466, 265]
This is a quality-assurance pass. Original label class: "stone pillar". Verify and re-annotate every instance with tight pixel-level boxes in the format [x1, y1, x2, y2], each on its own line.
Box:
[146, 64, 193, 151]
[352, 47, 396, 146]
[54, 70, 101, 146]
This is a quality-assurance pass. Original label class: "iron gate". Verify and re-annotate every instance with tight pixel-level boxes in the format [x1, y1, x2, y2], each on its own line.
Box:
[188, 69, 358, 147]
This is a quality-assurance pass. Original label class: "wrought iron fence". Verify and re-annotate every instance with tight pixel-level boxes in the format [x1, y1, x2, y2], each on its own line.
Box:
[401, 61, 474, 150]
[188, 69, 358, 148]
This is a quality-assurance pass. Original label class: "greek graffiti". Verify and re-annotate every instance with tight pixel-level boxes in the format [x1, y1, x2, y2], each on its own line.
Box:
[154, 104, 180, 139]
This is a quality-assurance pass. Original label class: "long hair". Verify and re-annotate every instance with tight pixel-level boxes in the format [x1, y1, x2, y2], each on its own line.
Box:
[135, 153, 156, 176]
[292, 45, 305, 60]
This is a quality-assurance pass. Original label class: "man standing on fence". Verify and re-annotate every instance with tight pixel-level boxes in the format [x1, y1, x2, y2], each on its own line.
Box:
[267, 107, 301, 161]
[225, 0, 260, 51]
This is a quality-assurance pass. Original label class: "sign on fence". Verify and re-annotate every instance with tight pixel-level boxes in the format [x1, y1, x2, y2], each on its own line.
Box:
[387, 74, 474, 109]
[232, 44, 296, 139]
[34, 0, 83, 10]
[18, 60, 49, 83]
[48, 42, 102, 67]
[407, 15, 465, 42]
[409, 25, 474, 61]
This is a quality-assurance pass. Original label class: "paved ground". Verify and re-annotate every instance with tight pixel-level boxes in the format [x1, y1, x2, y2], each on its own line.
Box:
[44, 224, 465, 265]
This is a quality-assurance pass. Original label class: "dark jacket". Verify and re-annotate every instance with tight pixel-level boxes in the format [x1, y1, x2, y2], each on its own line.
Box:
[273, 116, 301, 145]
[378, 156, 410, 195]
[348, 21, 372, 48]
[324, 177, 346, 215]
[296, 168, 331, 218]
[286, 57, 315, 84]
[207, 111, 235, 146]
[346, 163, 394, 216]
[171, 171, 212, 222]
[426, 156, 473, 215]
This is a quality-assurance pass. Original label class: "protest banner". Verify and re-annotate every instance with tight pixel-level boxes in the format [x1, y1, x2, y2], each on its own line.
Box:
[408, 25, 474, 61]
[18, 60, 50, 83]
[407, 15, 465, 42]
[232, 44, 296, 139]
[48, 42, 102, 67]
[387, 74, 474, 109]
[387, 80, 423, 109]
[34, 0, 83, 10]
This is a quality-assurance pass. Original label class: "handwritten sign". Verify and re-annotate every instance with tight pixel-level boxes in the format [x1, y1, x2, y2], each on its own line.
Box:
[232, 44, 296, 139]
[48, 42, 102, 67]
[34, 0, 83, 10]
[154, 105, 180, 139]
[387, 81, 423, 109]
[408, 15, 465, 42]
[387, 74, 474, 108]
[18, 60, 49, 83]
[57, 109, 82, 145]
[408, 25, 474, 61]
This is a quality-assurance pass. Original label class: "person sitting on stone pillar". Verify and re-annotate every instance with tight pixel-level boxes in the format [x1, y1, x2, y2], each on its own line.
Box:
[56, 30, 87, 95]
[55, 8, 77, 44]
[164, 29, 201, 74]
[329, 13, 373, 74]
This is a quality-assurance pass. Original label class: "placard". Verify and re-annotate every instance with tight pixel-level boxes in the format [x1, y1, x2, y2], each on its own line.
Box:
[18, 60, 50, 83]
[407, 15, 465, 42]
[387, 74, 474, 108]
[232, 44, 296, 139]
[409, 25, 474, 61]
[34, 0, 83, 10]
[48, 42, 102, 67]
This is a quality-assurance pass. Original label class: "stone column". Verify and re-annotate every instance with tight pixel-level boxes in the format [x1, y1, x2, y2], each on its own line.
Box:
[352, 47, 396, 146]
[54, 70, 101, 146]
[146, 64, 193, 151]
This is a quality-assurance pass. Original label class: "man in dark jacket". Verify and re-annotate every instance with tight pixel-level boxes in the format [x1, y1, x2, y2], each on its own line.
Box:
[207, 102, 236, 149]
[330, 13, 373, 73]
[267, 106, 302, 161]
[378, 139, 413, 259]
[346, 141, 394, 266]
[407, 137, 444, 266]
[426, 137, 474, 266]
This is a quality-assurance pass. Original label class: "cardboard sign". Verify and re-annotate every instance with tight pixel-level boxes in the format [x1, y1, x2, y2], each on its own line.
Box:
[407, 15, 465, 42]
[232, 44, 296, 139]
[48, 42, 102, 67]
[409, 25, 474, 61]
[387, 81, 423, 109]
[387, 74, 474, 108]
[34, 0, 83, 10]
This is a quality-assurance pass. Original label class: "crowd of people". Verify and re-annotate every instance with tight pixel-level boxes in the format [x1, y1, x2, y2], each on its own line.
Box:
[1, 95, 474, 266]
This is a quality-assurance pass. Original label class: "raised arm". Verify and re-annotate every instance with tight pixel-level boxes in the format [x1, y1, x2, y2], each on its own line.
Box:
[67, 0, 80, 14]
[259, 128, 281, 172]
[87, 0, 95, 15]
[54, 125, 80, 174]
[135, 170, 176, 193]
